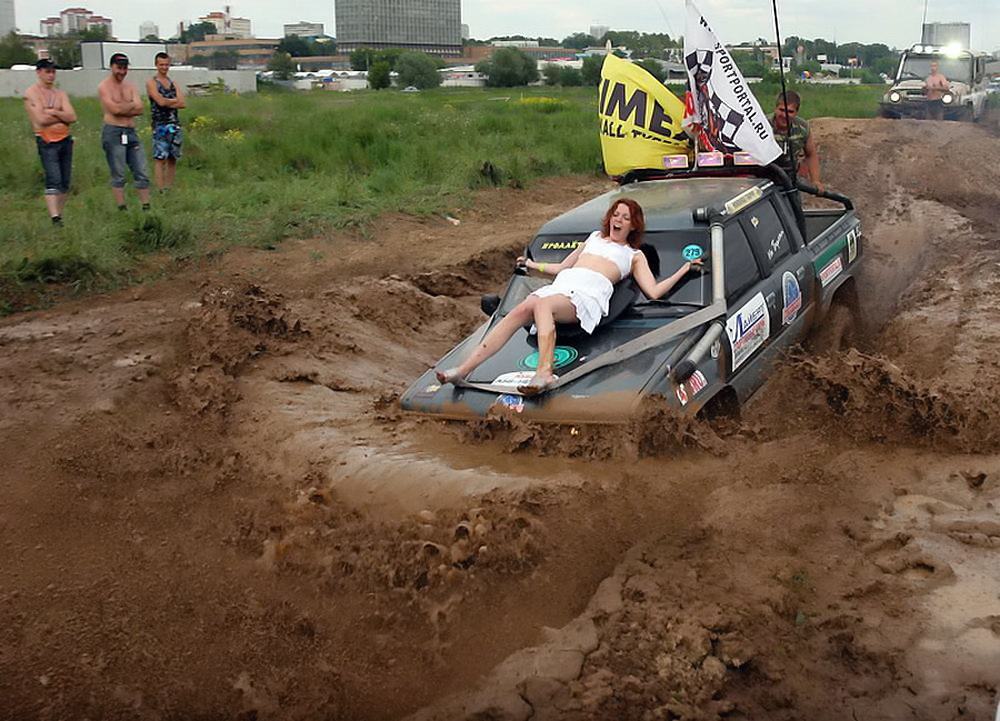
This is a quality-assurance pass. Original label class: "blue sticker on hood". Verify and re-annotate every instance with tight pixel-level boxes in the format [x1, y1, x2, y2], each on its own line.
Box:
[682, 244, 704, 261]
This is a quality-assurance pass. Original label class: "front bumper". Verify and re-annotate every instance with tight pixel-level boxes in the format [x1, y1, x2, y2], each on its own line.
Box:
[879, 98, 964, 120]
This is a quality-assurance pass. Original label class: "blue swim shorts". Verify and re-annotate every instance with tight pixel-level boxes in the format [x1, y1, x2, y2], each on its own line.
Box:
[152, 123, 183, 160]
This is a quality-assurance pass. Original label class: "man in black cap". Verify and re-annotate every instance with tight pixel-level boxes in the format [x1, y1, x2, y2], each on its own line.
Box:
[97, 53, 152, 210]
[23, 59, 77, 225]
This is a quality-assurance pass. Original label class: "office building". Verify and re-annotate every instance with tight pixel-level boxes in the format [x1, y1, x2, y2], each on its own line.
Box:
[284, 21, 324, 38]
[87, 14, 112, 34]
[55, 7, 112, 36]
[335, 0, 461, 56]
[199, 6, 252, 38]
[140, 21, 159, 39]
[0, 0, 15, 36]
[40, 17, 62, 36]
[188, 36, 278, 69]
[60, 8, 92, 33]
[590, 24, 609, 41]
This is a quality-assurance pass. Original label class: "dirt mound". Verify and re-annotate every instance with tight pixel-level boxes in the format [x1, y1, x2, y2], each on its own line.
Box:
[408, 244, 525, 298]
[167, 283, 309, 417]
[794, 348, 1000, 451]
[239, 480, 548, 603]
[337, 276, 480, 338]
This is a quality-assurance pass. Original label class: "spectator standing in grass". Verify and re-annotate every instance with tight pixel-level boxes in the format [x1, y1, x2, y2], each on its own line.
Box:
[98, 53, 151, 211]
[769, 90, 823, 192]
[24, 59, 77, 226]
[146, 52, 186, 192]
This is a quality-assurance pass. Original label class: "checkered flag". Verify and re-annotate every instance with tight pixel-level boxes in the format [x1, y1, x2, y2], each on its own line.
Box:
[685, 49, 713, 81]
[684, 0, 782, 164]
[710, 94, 744, 152]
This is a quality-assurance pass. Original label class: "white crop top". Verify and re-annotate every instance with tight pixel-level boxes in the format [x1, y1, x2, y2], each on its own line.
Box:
[580, 231, 639, 278]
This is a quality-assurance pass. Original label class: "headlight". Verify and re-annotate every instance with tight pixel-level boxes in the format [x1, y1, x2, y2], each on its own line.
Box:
[889, 91, 901, 103]
[941, 92, 954, 104]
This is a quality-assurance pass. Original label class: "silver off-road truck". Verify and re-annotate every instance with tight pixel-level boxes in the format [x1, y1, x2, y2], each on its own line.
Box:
[879, 44, 991, 121]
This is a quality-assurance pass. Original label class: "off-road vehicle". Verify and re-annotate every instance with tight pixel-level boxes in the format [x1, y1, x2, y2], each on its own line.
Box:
[880, 44, 991, 121]
[402, 162, 862, 423]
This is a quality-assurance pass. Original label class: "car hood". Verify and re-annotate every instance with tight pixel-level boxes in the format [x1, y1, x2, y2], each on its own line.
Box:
[891, 79, 970, 94]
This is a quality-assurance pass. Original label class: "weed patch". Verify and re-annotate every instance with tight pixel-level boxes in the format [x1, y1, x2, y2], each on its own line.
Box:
[120, 215, 193, 252]
[6, 254, 101, 286]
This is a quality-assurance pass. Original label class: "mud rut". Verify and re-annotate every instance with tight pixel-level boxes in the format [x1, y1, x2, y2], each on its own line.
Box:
[1, 119, 999, 721]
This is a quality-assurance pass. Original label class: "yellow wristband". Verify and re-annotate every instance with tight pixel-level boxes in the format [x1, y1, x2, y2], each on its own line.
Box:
[539, 263, 547, 273]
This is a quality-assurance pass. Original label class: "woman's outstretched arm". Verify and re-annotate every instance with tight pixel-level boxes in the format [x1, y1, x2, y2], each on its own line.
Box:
[518, 243, 585, 276]
[632, 253, 701, 299]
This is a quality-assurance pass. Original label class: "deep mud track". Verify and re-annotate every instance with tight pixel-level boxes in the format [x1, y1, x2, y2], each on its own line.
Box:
[2, 119, 999, 721]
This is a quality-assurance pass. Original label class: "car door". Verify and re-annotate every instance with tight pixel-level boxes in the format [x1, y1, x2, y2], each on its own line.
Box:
[720, 220, 771, 401]
[739, 195, 816, 352]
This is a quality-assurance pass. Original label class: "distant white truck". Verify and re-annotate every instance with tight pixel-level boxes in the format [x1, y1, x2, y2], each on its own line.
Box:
[80, 41, 169, 70]
[879, 43, 990, 121]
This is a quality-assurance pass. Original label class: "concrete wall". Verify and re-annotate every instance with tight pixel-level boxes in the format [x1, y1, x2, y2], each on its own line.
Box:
[0, 68, 257, 98]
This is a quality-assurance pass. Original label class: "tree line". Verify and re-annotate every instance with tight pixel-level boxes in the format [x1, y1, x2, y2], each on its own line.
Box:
[266, 47, 444, 89]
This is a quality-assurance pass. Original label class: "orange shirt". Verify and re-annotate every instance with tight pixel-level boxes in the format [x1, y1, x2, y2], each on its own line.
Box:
[37, 124, 70, 143]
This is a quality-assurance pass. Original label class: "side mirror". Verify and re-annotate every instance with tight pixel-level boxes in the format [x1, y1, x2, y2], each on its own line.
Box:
[480, 294, 500, 316]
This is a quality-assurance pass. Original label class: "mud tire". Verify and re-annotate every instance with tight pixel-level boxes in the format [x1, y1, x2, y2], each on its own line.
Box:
[812, 302, 857, 354]
[698, 388, 741, 433]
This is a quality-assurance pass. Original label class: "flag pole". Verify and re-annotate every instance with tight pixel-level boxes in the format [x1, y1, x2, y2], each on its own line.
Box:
[771, 0, 797, 179]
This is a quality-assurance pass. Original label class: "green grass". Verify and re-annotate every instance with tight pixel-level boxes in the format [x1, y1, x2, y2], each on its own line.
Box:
[0, 82, 886, 313]
[664, 80, 886, 119]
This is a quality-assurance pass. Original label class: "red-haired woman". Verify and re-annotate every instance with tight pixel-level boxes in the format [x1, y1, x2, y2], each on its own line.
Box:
[436, 198, 700, 394]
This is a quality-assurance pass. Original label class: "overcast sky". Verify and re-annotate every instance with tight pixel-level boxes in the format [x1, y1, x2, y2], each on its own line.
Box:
[14, 0, 999, 51]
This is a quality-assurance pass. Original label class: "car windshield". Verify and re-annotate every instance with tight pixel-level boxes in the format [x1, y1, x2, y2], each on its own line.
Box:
[526, 229, 714, 312]
[633, 229, 714, 309]
[898, 55, 972, 84]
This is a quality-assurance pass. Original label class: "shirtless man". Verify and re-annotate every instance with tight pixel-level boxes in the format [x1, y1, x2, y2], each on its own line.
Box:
[24, 59, 77, 225]
[97, 53, 151, 210]
[924, 60, 950, 121]
[145, 52, 186, 192]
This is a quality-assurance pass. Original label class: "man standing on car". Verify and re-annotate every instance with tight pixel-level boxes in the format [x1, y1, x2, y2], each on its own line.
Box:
[769, 90, 823, 192]
[924, 60, 950, 121]
[145, 51, 185, 193]
[24, 59, 77, 225]
[98, 53, 151, 210]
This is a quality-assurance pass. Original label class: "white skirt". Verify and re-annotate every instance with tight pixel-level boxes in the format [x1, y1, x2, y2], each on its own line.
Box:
[530, 267, 614, 334]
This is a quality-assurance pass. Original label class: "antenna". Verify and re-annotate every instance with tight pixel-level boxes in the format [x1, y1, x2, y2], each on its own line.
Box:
[771, 0, 797, 179]
[651, 0, 676, 39]
[921, 0, 929, 37]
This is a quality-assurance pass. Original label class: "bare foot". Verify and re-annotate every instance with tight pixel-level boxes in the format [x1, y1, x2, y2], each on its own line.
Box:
[521, 372, 557, 396]
[435, 367, 465, 385]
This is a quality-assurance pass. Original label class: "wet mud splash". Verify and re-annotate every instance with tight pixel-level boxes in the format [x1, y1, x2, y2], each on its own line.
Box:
[794, 348, 1000, 451]
[463, 397, 726, 459]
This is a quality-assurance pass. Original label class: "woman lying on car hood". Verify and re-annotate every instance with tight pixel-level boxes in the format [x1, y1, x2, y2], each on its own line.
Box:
[436, 198, 702, 395]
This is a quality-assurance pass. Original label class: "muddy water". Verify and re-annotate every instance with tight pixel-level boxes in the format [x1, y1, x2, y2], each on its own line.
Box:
[1, 122, 999, 720]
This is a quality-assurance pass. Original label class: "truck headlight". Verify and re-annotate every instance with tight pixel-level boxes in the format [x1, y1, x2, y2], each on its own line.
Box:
[941, 92, 954, 104]
[888, 91, 901, 103]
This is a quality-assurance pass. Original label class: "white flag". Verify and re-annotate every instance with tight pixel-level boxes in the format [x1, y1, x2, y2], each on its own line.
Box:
[683, 0, 782, 164]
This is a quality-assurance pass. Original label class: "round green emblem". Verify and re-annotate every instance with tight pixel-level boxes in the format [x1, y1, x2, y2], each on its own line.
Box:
[520, 346, 579, 370]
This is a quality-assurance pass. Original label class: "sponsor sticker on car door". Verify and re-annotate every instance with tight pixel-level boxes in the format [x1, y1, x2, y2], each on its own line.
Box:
[726, 292, 770, 371]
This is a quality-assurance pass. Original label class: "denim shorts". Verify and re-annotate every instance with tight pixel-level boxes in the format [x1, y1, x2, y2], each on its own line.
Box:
[36, 136, 73, 195]
[101, 124, 150, 189]
[152, 123, 183, 160]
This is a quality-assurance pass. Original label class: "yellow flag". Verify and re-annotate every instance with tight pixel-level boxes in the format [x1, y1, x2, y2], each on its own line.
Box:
[598, 53, 689, 176]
